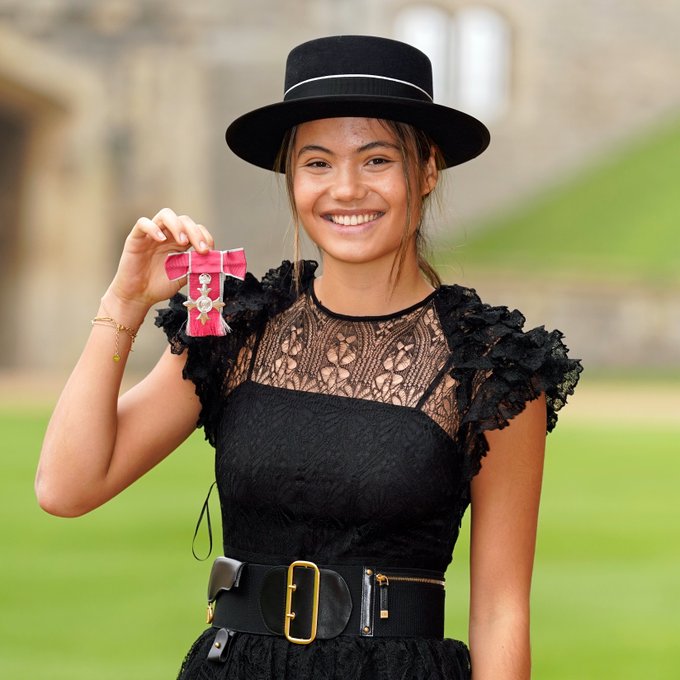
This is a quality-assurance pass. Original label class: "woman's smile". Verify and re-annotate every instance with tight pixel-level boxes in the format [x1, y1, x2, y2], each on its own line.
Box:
[324, 211, 384, 227]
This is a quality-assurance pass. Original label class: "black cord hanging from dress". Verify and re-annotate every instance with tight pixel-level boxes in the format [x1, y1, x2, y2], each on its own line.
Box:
[192, 481, 217, 561]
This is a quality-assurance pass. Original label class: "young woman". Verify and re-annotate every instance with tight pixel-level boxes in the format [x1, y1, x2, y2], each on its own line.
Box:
[37, 36, 581, 679]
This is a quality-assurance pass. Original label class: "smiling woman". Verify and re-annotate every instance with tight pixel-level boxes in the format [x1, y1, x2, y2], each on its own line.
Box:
[278, 117, 447, 296]
[37, 35, 581, 680]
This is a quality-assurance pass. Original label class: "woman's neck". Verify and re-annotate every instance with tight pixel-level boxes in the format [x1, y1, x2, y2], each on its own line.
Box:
[312, 257, 435, 317]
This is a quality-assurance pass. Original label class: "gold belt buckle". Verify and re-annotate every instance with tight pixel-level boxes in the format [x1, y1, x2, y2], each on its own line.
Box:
[284, 560, 320, 644]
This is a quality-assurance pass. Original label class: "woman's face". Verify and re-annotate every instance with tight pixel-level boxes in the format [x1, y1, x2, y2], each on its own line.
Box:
[291, 117, 436, 270]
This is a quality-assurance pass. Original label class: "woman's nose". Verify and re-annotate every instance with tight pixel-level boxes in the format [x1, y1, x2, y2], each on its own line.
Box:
[329, 165, 368, 202]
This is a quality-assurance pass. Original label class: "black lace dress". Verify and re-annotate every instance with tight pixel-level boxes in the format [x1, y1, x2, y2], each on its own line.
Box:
[156, 260, 581, 680]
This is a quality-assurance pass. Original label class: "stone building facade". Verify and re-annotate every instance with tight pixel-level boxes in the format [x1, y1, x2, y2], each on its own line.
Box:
[1, 0, 679, 370]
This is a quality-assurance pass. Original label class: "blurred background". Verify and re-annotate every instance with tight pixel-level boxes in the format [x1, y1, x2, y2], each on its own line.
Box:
[1, 1, 678, 678]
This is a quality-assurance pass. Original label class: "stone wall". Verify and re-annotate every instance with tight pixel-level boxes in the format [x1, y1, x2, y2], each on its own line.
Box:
[0, 25, 111, 369]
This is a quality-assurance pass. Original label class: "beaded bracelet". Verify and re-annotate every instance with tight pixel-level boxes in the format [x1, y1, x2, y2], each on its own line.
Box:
[91, 316, 139, 362]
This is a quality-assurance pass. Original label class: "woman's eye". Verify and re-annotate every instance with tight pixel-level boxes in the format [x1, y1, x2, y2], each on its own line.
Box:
[367, 157, 392, 166]
[304, 160, 329, 168]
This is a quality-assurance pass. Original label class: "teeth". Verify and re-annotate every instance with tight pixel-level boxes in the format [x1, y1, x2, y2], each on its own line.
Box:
[328, 213, 380, 226]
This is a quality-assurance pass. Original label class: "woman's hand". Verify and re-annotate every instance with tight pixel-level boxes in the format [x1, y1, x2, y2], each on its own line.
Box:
[107, 208, 215, 315]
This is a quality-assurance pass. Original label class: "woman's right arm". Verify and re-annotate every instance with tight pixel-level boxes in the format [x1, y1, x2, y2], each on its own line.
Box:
[36, 209, 214, 517]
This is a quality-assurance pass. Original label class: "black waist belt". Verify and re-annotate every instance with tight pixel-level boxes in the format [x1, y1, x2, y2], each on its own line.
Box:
[205, 556, 445, 660]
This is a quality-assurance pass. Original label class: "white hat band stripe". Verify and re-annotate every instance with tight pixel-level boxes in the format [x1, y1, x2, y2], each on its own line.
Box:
[284, 73, 433, 101]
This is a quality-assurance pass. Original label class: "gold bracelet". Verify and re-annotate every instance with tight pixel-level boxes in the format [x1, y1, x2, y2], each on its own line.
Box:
[91, 316, 139, 362]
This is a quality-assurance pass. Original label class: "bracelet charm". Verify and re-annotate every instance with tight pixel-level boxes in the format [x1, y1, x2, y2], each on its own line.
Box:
[91, 317, 138, 362]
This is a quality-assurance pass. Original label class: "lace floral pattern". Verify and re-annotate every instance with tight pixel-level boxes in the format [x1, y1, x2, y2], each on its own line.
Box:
[245, 290, 454, 427]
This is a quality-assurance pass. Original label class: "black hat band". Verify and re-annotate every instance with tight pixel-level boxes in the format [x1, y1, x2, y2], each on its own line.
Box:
[284, 74, 433, 103]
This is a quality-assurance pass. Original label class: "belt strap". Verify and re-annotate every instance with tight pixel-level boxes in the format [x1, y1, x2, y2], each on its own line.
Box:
[208, 558, 445, 643]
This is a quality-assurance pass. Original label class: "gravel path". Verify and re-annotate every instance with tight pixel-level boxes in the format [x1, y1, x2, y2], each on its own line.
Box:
[559, 381, 680, 426]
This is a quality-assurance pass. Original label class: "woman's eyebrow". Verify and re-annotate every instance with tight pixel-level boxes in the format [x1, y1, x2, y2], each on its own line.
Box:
[357, 140, 400, 153]
[297, 144, 333, 157]
[297, 140, 399, 157]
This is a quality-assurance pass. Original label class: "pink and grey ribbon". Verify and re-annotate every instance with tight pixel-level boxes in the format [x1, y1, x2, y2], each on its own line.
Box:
[165, 249, 247, 336]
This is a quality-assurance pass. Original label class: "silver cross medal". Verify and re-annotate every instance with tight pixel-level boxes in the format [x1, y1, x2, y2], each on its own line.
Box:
[184, 273, 225, 325]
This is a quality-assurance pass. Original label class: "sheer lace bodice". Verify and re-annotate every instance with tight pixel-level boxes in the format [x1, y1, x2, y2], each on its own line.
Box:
[229, 286, 459, 439]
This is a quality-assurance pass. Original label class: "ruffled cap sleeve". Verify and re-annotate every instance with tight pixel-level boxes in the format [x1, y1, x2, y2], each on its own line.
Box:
[463, 305, 581, 435]
[436, 285, 582, 485]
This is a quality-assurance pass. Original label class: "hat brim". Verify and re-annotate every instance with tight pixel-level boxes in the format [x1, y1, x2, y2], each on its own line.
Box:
[225, 95, 490, 171]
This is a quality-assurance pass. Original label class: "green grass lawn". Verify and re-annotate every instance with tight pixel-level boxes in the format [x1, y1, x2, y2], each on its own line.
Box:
[2, 408, 678, 679]
[436, 114, 680, 284]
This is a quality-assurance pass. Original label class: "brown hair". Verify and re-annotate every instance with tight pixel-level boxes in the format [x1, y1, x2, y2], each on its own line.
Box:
[274, 120, 446, 289]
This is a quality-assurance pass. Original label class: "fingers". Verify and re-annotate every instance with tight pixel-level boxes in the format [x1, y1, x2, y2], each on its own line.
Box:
[132, 208, 215, 253]
[194, 222, 215, 252]
[132, 216, 166, 243]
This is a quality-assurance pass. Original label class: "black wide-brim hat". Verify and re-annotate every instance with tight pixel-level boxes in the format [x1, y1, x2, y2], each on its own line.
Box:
[226, 35, 490, 171]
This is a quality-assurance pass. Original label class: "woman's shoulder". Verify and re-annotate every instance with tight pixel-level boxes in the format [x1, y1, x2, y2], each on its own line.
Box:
[221, 259, 318, 329]
[432, 282, 583, 434]
[433, 282, 528, 343]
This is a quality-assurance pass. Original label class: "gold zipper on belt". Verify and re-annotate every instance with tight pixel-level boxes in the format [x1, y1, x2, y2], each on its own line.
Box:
[375, 573, 445, 619]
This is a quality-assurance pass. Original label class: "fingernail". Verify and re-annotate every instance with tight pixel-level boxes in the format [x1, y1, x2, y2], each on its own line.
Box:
[157, 230, 167, 240]
[199, 241, 208, 251]
[179, 233, 188, 244]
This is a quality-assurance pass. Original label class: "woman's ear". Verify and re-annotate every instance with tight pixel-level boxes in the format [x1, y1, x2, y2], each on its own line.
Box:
[421, 151, 439, 196]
